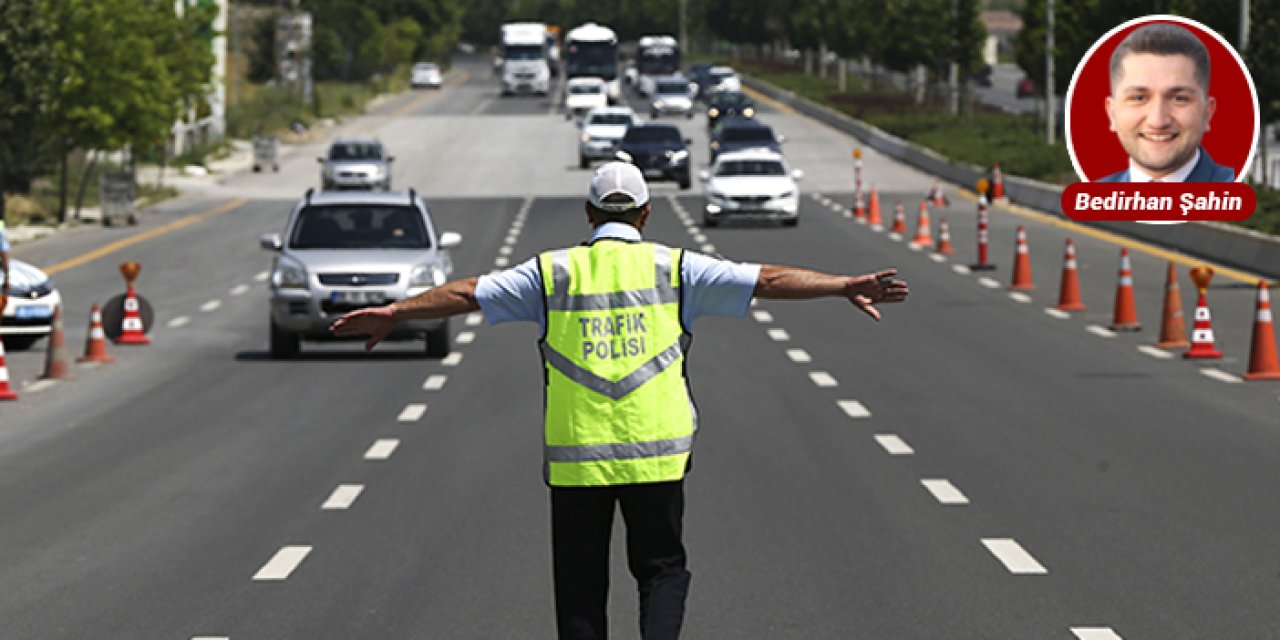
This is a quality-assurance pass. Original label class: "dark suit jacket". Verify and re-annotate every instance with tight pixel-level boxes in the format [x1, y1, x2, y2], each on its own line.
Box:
[1098, 147, 1235, 182]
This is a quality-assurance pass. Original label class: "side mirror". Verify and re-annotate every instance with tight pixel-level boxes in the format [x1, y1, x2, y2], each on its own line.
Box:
[438, 231, 462, 249]
[317, 157, 325, 163]
[776, 134, 787, 144]
[615, 150, 633, 163]
[260, 233, 283, 251]
[683, 138, 692, 145]
[387, 156, 396, 162]
[698, 170, 711, 182]
[791, 169, 804, 181]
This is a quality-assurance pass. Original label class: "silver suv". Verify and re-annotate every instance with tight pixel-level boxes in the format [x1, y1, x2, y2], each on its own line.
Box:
[319, 138, 394, 191]
[260, 189, 461, 358]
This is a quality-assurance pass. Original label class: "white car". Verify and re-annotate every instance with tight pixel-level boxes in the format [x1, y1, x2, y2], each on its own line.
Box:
[411, 62, 443, 89]
[0, 259, 63, 350]
[564, 78, 609, 118]
[578, 106, 639, 169]
[700, 149, 803, 227]
[705, 66, 741, 94]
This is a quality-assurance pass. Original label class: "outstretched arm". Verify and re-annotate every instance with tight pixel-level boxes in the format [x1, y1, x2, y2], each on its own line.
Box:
[753, 266, 908, 321]
[330, 277, 481, 350]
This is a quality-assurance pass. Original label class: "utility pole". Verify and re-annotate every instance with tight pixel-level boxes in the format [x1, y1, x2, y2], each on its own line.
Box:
[1045, 0, 1055, 146]
[679, 0, 687, 56]
[1240, 0, 1249, 51]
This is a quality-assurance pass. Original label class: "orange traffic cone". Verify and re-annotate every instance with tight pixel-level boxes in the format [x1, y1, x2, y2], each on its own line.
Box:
[1009, 226, 1035, 291]
[40, 305, 70, 380]
[1110, 248, 1141, 331]
[910, 201, 933, 246]
[1155, 262, 1190, 349]
[116, 284, 150, 345]
[935, 218, 954, 255]
[867, 186, 881, 226]
[929, 180, 947, 208]
[890, 201, 907, 235]
[852, 191, 866, 221]
[1055, 239, 1086, 311]
[0, 334, 17, 401]
[1243, 281, 1280, 380]
[992, 163, 1006, 201]
[1184, 265, 1221, 359]
[78, 304, 116, 364]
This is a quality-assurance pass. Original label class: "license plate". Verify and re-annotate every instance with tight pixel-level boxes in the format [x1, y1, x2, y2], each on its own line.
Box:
[15, 305, 52, 320]
[643, 168, 665, 178]
[330, 290, 385, 305]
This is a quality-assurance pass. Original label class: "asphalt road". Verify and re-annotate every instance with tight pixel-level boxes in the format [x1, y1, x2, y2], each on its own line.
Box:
[3, 54, 1280, 639]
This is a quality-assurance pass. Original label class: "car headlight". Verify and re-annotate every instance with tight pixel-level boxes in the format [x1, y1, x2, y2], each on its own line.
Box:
[710, 141, 719, 150]
[581, 133, 591, 143]
[272, 259, 307, 289]
[743, 107, 756, 117]
[708, 108, 719, 118]
[667, 149, 689, 163]
[778, 191, 795, 199]
[409, 265, 446, 287]
[653, 100, 665, 109]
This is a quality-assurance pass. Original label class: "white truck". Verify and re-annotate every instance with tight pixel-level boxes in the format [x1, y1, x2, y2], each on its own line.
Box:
[500, 22, 551, 95]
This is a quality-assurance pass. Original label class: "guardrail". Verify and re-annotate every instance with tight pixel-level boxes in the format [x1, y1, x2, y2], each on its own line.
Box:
[743, 74, 1280, 280]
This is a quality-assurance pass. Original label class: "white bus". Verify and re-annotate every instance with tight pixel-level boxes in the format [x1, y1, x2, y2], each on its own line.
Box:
[564, 22, 620, 104]
[635, 35, 680, 96]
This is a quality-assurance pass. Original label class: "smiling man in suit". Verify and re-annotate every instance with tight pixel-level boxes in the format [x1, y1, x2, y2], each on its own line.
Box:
[1100, 23, 1234, 183]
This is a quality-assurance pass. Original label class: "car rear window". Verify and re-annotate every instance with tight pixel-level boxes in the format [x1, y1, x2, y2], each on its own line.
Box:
[712, 93, 750, 107]
[570, 83, 603, 94]
[624, 127, 681, 144]
[656, 81, 689, 94]
[329, 143, 383, 161]
[716, 160, 786, 177]
[589, 113, 633, 125]
[290, 205, 430, 249]
[721, 126, 774, 143]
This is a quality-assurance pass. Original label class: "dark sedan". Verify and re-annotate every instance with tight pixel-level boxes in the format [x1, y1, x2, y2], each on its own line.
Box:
[616, 123, 692, 189]
[705, 91, 756, 129]
[708, 118, 784, 161]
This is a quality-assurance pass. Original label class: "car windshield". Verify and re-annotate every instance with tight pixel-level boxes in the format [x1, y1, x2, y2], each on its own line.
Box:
[721, 127, 774, 143]
[504, 45, 544, 60]
[624, 127, 681, 143]
[588, 113, 632, 126]
[716, 160, 786, 177]
[710, 70, 735, 80]
[656, 81, 689, 95]
[329, 143, 383, 161]
[569, 83, 604, 95]
[711, 93, 750, 107]
[290, 205, 430, 249]
[414, 63, 438, 72]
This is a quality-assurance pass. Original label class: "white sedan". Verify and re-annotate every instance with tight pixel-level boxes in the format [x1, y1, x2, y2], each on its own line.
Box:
[700, 149, 803, 227]
[1, 259, 62, 350]
[564, 78, 609, 119]
[411, 62, 443, 89]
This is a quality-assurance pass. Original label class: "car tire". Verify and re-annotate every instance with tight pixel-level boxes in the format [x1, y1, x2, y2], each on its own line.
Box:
[703, 215, 718, 228]
[650, 110, 659, 119]
[783, 217, 799, 228]
[269, 318, 300, 359]
[679, 176, 691, 190]
[2, 335, 41, 351]
[579, 155, 589, 169]
[425, 318, 451, 358]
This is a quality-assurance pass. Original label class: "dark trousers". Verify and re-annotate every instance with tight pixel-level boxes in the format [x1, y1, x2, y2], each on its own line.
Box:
[551, 480, 692, 640]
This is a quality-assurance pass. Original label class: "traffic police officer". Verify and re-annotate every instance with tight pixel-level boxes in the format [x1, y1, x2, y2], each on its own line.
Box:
[331, 162, 909, 639]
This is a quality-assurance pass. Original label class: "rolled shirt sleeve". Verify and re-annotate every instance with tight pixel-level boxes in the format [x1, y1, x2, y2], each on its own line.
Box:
[475, 258, 545, 326]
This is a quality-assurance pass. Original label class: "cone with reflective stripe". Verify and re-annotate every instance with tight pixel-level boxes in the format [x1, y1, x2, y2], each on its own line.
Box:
[1244, 281, 1280, 380]
[867, 186, 882, 226]
[115, 284, 151, 345]
[910, 201, 933, 246]
[1009, 226, 1035, 291]
[78, 304, 116, 363]
[1183, 297, 1223, 359]
[1155, 262, 1190, 349]
[1110, 248, 1141, 331]
[935, 217, 954, 255]
[1055, 239, 1086, 311]
[889, 200, 907, 234]
[0, 334, 17, 401]
[40, 305, 70, 380]
[852, 190, 866, 221]
[929, 180, 947, 207]
[992, 163, 1006, 201]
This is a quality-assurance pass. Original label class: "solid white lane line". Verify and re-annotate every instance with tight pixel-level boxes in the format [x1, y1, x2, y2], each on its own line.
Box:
[977, 277, 1001, 289]
[321, 484, 364, 510]
[875, 434, 914, 455]
[921, 479, 970, 505]
[787, 349, 812, 363]
[1008, 292, 1032, 303]
[1044, 308, 1071, 320]
[442, 352, 464, 366]
[423, 374, 448, 390]
[398, 403, 428, 422]
[952, 264, 971, 275]
[981, 538, 1048, 574]
[767, 328, 790, 342]
[252, 546, 312, 581]
[1071, 627, 1124, 640]
[466, 312, 484, 326]
[1087, 325, 1117, 338]
[254, 271, 269, 281]
[167, 316, 191, 329]
[1200, 368, 1242, 384]
[457, 331, 475, 344]
[200, 300, 222, 312]
[230, 284, 251, 296]
[1137, 345, 1175, 359]
[838, 400, 871, 418]
[365, 439, 400, 460]
[752, 310, 774, 323]
[929, 253, 947, 263]
[809, 371, 838, 387]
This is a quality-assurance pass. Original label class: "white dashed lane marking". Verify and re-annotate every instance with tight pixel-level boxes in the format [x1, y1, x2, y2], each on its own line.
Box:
[767, 329, 790, 342]
[321, 484, 364, 510]
[809, 371, 838, 388]
[952, 264, 972, 275]
[24, 380, 57, 393]
[752, 310, 774, 323]
[874, 434, 914, 455]
[1072, 628, 1124, 640]
[928, 253, 946, 263]
[230, 284, 251, 296]
[837, 400, 870, 418]
[200, 300, 222, 312]
[701, 244, 716, 253]
[981, 538, 1048, 575]
[167, 316, 191, 329]
[254, 271, 269, 282]
[397, 404, 427, 422]
[442, 352, 464, 366]
[495, 257, 510, 267]
[1008, 292, 1032, 304]
[465, 313, 484, 327]
[364, 439, 400, 460]
[252, 546, 312, 581]
[921, 479, 970, 505]
[499, 246, 513, 256]
[1137, 345, 1175, 360]
[1087, 325, 1117, 338]
[192, 636, 229, 640]
[1044, 308, 1071, 320]
[786, 349, 812, 364]
[977, 277, 1000, 289]
[457, 332, 475, 344]
[1200, 368, 1242, 384]
[423, 374, 448, 390]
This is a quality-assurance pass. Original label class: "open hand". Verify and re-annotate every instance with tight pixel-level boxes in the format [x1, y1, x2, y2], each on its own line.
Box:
[329, 305, 396, 351]
[846, 269, 909, 321]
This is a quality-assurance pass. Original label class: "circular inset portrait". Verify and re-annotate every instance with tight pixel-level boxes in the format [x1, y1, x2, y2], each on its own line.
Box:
[1065, 15, 1258, 183]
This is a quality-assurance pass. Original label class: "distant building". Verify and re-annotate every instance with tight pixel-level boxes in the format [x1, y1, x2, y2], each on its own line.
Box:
[171, 0, 227, 156]
[981, 10, 1024, 66]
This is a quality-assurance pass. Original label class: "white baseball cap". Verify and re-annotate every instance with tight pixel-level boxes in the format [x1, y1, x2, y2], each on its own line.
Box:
[588, 161, 650, 212]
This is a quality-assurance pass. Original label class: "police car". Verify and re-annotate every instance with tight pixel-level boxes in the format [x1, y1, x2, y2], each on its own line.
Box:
[700, 149, 803, 227]
[1, 259, 62, 350]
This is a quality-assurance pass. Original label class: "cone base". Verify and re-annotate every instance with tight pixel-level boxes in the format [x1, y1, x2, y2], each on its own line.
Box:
[1183, 347, 1223, 359]
[1056, 303, 1087, 312]
[936, 247, 954, 255]
[969, 263, 997, 271]
[77, 355, 116, 364]
[1243, 371, 1280, 381]
[1009, 284, 1036, 291]
[115, 334, 151, 345]
[1110, 323, 1142, 332]
[0, 390, 17, 401]
[40, 367, 70, 381]
[1154, 340, 1191, 349]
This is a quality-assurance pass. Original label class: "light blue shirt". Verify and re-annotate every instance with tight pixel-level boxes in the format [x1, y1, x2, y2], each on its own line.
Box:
[476, 222, 761, 332]
[0, 221, 9, 252]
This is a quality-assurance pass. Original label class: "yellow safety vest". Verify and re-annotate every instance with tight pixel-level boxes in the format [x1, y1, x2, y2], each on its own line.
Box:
[538, 240, 695, 487]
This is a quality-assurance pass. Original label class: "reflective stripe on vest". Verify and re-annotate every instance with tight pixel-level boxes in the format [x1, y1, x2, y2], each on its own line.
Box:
[539, 242, 694, 487]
